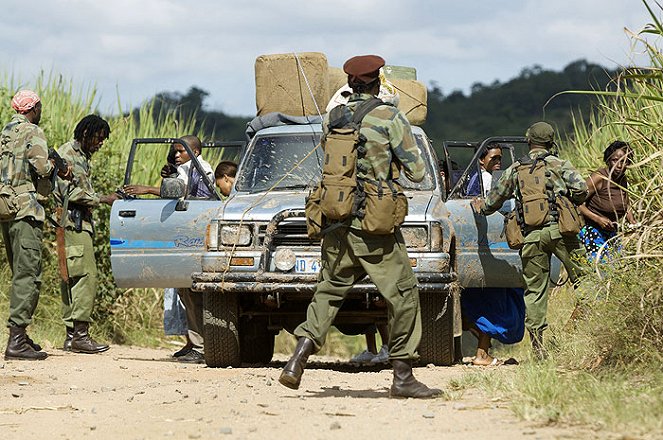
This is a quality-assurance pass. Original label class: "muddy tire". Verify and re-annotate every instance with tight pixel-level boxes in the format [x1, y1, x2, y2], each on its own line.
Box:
[240, 317, 274, 364]
[418, 291, 454, 366]
[203, 291, 241, 367]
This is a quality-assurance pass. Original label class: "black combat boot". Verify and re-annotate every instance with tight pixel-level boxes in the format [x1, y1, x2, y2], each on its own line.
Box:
[63, 327, 74, 351]
[71, 321, 110, 354]
[279, 337, 315, 390]
[25, 333, 42, 352]
[4, 326, 48, 360]
[390, 359, 442, 398]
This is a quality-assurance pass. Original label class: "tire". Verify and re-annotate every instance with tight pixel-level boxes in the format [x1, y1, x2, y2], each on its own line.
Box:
[240, 317, 274, 364]
[418, 291, 454, 366]
[203, 291, 241, 367]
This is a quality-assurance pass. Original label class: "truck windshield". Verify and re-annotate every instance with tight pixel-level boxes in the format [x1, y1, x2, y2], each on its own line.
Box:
[236, 133, 323, 193]
[236, 132, 436, 193]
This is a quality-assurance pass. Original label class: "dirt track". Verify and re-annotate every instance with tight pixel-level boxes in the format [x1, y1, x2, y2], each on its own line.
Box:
[0, 345, 596, 440]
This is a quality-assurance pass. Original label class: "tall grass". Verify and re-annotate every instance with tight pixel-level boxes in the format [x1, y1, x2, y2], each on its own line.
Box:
[474, 2, 663, 435]
[0, 71, 201, 348]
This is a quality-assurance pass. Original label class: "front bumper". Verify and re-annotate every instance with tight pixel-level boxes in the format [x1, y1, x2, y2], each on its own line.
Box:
[191, 271, 457, 293]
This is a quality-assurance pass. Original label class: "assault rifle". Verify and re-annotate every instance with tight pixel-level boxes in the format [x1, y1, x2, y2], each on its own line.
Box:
[48, 148, 71, 187]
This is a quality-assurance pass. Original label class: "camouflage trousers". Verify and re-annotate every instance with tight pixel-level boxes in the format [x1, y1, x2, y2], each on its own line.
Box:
[294, 227, 422, 360]
[520, 223, 587, 333]
[1, 218, 44, 328]
[61, 229, 98, 327]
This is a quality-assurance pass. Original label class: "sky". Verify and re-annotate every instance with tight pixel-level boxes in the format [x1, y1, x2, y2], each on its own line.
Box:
[1, 1, 657, 117]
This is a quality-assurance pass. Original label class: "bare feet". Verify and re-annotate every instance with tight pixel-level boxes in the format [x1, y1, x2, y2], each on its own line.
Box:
[472, 348, 499, 366]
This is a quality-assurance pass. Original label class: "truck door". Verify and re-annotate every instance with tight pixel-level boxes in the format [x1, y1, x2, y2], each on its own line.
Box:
[442, 137, 527, 288]
[110, 138, 244, 288]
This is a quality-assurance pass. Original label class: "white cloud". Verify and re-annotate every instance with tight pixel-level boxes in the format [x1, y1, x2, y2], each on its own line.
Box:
[2, 0, 658, 117]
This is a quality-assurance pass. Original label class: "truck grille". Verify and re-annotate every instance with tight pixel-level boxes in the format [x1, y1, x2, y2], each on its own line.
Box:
[260, 222, 320, 247]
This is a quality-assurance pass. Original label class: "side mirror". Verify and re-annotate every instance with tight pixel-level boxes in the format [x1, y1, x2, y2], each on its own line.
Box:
[160, 178, 186, 199]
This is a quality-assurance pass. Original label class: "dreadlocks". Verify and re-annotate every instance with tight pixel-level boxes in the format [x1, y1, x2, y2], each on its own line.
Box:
[74, 114, 110, 144]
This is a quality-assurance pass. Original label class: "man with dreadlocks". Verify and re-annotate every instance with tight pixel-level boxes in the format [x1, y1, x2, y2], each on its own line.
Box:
[54, 114, 118, 354]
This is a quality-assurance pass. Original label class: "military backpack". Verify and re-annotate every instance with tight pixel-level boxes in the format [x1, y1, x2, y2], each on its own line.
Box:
[506, 153, 583, 244]
[0, 122, 20, 221]
[305, 97, 407, 238]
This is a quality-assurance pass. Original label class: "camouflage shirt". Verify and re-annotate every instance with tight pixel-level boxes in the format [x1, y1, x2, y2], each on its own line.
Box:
[481, 147, 588, 222]
[323, 93, 426, 183]
[0, 113, 54, 222]
[54, 140, 99, 232]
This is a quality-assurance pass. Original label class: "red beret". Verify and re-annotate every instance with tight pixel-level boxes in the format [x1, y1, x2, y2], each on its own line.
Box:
[343, 55, 385, 85]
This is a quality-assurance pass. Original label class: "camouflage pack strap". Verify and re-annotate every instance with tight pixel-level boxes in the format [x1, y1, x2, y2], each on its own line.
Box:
[351, 97, 385, 125]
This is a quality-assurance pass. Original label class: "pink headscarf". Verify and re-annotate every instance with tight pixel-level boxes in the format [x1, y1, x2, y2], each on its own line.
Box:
[11, 90, 41, 114]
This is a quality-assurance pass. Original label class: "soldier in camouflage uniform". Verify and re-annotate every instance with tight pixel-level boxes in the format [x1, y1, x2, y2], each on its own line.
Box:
[54, 115, 118, 354]
[471, 122, 588, 358]
[1, 90, 71, 360]
[279, 55, 441, 398]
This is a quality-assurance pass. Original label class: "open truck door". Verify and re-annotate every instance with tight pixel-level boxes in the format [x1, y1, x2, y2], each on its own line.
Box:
[440, 136, 561, 288]
[110, 138, 244, 288]
[442, 137, 526, 288]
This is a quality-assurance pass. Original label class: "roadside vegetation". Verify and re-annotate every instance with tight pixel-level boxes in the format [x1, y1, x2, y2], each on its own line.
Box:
[467, 2, 663, 436]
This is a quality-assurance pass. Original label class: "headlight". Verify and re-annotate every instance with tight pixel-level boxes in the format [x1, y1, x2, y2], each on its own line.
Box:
[401, 226, 428, 249]
[219, 224, 252, 246]
[273, 248, 296, 271]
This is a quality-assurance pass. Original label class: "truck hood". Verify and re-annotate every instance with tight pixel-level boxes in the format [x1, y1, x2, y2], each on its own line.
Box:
[220, 190, 436, 222]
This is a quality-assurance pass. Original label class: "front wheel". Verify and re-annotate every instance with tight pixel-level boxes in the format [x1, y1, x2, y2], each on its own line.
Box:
[203, 291, 241, 367]
[418, 291, 454, 366]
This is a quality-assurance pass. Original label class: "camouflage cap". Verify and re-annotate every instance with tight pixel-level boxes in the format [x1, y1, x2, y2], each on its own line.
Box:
[343, 55, 385, 85]
[525, 121, 555, 145]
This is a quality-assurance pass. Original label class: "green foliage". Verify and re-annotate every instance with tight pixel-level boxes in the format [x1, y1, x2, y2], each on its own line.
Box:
[147, 86, 250, 142]
[422, 59, 620, 146]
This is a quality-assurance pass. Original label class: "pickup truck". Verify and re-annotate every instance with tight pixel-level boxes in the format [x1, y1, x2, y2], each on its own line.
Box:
[110, 122, 536, 368]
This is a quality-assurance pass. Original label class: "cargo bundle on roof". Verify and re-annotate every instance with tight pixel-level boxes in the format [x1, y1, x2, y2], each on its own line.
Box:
[254, 52, 427, 125]
[255, 52, 329, 117]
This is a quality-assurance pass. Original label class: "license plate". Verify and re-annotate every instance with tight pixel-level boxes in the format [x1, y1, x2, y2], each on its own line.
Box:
[295, 257, 321, 274]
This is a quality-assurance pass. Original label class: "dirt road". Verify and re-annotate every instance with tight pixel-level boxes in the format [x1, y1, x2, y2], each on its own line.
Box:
[0, 346, 593, 440]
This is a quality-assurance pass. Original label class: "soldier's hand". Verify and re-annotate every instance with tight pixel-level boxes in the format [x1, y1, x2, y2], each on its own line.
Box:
[470, 197, 484, 214]
[57, 163, 73, 180]
[100, 193, 120, 205]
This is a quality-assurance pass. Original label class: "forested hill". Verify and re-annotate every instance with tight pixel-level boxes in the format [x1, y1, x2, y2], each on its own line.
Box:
[422, 59, 619, 146]
[141, 59, 619, 146]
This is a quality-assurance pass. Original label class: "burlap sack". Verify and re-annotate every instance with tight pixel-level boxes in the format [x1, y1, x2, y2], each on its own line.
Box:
[255, 52, 329, 117]
[391, 78, 427, 126]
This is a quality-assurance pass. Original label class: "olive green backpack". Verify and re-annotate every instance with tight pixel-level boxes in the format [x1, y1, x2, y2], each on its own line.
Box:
[306, 97, 407, 237]
[0, 125, 19, 221]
